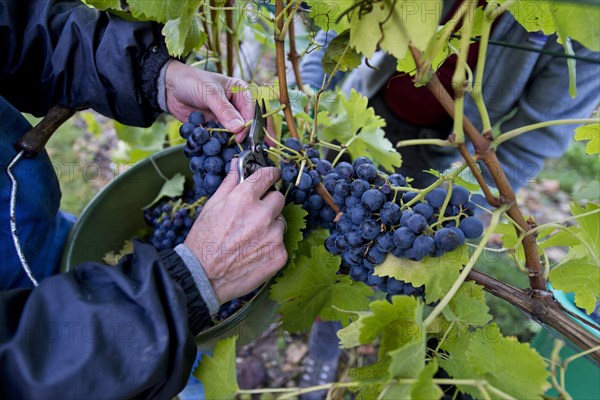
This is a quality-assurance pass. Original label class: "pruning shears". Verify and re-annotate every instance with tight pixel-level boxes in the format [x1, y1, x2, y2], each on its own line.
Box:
[237, 99, 269, 184]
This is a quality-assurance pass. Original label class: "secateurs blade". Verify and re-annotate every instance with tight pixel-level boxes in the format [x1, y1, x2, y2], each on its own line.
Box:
[237, 99, 269, 184]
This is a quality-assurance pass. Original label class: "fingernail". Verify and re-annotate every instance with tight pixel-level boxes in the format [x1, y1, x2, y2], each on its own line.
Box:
[232, 119, 244, 131]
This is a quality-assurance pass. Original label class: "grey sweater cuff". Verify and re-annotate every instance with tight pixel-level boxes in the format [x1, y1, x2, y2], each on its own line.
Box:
[174, 244, 220, 315]
[156, 59, 172, 113]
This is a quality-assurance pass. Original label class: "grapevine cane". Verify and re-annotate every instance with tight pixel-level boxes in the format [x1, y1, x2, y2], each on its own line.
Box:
[274, 0, 300, 140]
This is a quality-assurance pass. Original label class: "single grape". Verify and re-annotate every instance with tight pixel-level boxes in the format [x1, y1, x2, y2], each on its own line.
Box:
[387, 278, 405, 295]
[316, 160, 333, 176]
[352, 156, 372, 170]
[297, 173, 313, 191]
[413, 203, 434, 219]
[203, 137, 222, 156]
[335, 235, 350, 252]
[366, 246, 386, 264]
[400, 211, 414, 227]
[192, 126, 210, 145]
[222, 147, 237, 163]
[366, 273, 385, 287]
[459, 217, 484, 239]
[393, 227, 416, 249]
[320, 206, 336, 222]
[345, 196, 361, 208]
[359, 219, 380, 240]
[412, 235, 435, 258]
[305, 147, 320, 159]
[179, 122, 195, 139]
[204, 173, 223, 195]
[335, 162, 354, 179]
[380, 202, 401, 226]
[349, 265, 368, 282]
[189, 111, 206, 126]
[434, 227, 465, 252]
[284, 137, 302, 152]
[347, 204, 369, 225]
[403, 192, 418, 203]
[351, 179, 370, 198]
[323, 173, 338, 192]
[388, 173, 406, 187]
[361, 189, 386, 211]
[205, 156, 224, 174]
[293, 189, 308, 204]
[190, 155, 207, 173]
[356, 163, 378, 182]
[334, 180, 352, 198]
[424, 188, 447, 208]
[282, 165, 298, 182]
[347, 230, 365, 247]
[308, 194, 324, 210]
[375, 232, 395, 252]
[407, 213, 428, 234]
[449, 186, 470, 206]
[308, 169, 321, 186]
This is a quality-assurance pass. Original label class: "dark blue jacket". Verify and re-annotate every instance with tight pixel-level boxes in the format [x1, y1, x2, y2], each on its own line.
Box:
[0, 1, 210, 398]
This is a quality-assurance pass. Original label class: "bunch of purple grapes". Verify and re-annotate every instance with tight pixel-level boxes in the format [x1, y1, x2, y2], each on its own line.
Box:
[144, 196, 201, 251]
[179, 111, 243, 198]
[320, 157, 484, 297]
[278, 137, 337, 231]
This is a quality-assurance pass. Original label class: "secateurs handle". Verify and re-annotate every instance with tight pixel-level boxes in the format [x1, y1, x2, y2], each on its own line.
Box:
[15, 105, 75, 157]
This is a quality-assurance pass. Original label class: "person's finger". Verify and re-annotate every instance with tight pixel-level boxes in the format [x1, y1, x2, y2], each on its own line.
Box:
[240, 167, 281, 199]
[271, 215, 287, 236]
[261, 191, 286, 218]
[210, 158, 240, 202]
[207, 88, 246, 134]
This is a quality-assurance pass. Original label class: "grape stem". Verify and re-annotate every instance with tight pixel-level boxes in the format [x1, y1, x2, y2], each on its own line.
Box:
[395, 138, 455, 148]
[550, 341, 573, 400]
[331, 136, 358, 166]
[402, 164, 468, 209]
[495, 118, 599, 146]
[424, 205, 509, 328]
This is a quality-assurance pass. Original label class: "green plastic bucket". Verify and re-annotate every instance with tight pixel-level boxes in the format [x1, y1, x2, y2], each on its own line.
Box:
[61, 145, 279, 351]
[531, 288, 600, 399]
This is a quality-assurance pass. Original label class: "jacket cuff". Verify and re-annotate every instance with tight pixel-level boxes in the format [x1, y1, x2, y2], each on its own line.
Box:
[173, 244, 220, 316]
[140, 36, 172, 113]
[159, 249, 213, 335]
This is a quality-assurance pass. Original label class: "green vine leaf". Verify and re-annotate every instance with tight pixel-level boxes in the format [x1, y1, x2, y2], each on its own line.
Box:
[305, 0, 352, 33]
[193, 336, 239, 400]
[411, 359, 443, 400]
[388, 341, 425, 378]
[281, 204, 308, 262]
[269, 246, 373, 332]
[113, 121, 166, 163]
[549, 260, 599, 314]
[374, 248, 469, 303]
[440, 324, 550, 399]
[320, 89, 401, 171]
[574, 123, 600, 156]
[144, 173, 185, 209]
[321, 29, 362, 75]
[163, 14, 208, 57]
[338, 296, 423, 352]
[442, 282, 492, 327]
[507, 1, 600, 52]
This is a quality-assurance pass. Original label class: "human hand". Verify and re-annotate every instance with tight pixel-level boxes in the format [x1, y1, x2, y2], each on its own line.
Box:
[183, 160, 287, 304]
[165, 60, 254, 142]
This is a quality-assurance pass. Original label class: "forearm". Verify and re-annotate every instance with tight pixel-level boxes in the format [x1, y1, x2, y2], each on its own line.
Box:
[0, 0, 169, 126]
[0, 241, 209, 399]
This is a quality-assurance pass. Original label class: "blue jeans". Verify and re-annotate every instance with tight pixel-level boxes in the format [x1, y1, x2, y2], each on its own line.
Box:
[0, 97, 74, 290]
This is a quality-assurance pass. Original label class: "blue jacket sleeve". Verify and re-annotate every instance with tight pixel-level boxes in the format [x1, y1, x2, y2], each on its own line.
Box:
[0, 241, 212, 399]
[491, 37, 600, 190]
[296, 30, 347, 90]
[0, 0, 170, 127]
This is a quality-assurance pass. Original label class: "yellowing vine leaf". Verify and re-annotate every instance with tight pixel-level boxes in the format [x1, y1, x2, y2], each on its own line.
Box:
[507, 1, 600, 52]
[374, 248, 468, 303]
[320, 90, 401, 171]
[193, 336, 239, 400]
[349, 0, 441, 59]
